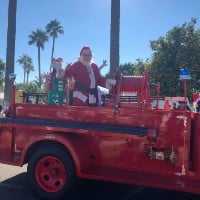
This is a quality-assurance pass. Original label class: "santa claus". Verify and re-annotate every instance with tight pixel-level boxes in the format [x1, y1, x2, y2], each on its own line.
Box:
[65, 46, 112, 106]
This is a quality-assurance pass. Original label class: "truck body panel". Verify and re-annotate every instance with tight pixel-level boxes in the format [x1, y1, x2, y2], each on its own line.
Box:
[0, 71, 200, 198]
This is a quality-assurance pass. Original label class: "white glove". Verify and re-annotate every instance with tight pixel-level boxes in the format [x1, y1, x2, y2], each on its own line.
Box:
[108, 79, 116, 85]
[106, 79, 116, 89]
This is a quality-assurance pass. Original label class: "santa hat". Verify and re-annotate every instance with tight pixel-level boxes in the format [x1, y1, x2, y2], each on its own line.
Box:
[80, 46, 92, 56]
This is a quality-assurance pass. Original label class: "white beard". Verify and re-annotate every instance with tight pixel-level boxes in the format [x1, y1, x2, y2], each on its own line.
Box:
[79, 57, 93, 67]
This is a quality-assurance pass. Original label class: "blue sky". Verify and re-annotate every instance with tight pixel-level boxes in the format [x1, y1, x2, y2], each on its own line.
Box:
[1, 0, 200, 83]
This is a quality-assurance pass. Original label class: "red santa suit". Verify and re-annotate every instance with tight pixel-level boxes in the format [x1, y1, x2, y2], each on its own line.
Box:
[65, 47, 106, 106]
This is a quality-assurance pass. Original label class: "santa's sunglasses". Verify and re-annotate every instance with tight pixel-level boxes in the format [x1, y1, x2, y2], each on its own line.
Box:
[82, 54, 92, 57]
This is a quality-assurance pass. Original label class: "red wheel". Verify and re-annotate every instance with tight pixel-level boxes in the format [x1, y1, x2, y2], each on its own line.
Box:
[35, 156, 67, 192]
[28, 144, 77, 200]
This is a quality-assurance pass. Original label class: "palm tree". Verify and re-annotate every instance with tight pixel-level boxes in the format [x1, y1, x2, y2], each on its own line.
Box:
[28, 29, 48, 88]
[32, 77, 44, 92]
[26, 63, 34, 84]
[45, 19, 64, 71]
[0, 59, 5, 91]
[110, 0, 120, 76]
[4, 0, 17, 106]
[17, 54, 34, 84]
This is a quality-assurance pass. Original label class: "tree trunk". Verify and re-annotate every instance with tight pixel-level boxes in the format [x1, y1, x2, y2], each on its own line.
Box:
[23, 70, 26, 84]
[110, 0, 120, 76]
[4, 0, 17, 107]
[50, 36, 55, 72]
[26, 72, 29, 84]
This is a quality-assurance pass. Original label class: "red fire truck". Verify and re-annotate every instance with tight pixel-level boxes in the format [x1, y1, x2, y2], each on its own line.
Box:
[0, 70, 200, 199]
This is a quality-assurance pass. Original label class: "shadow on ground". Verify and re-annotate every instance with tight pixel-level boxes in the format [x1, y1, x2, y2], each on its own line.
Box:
[0, 172, 199, 200]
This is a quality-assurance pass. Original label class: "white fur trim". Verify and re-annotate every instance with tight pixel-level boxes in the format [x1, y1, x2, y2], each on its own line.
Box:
[73, 91, 87, 103]
[88, 65, 96, 104]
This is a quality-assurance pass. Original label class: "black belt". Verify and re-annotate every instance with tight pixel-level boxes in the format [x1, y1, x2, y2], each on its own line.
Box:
[74, 82, 96, 95]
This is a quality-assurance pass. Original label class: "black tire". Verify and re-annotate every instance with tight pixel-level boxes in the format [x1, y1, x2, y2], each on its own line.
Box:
[27, 144, 77, 200]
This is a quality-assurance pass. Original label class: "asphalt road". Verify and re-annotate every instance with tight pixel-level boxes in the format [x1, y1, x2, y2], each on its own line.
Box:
[0, 163, 200, 200]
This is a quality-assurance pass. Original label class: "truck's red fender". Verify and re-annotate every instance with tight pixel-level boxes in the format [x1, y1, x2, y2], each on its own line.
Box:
[19, 133, 81, 175]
